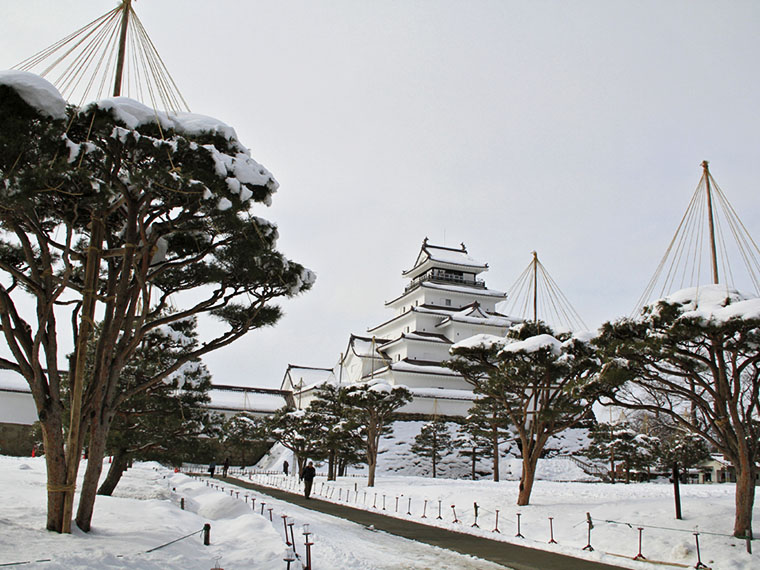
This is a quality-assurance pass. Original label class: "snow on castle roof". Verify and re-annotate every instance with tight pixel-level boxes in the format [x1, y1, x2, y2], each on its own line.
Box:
[436, 303, 519, 329]
[402, 239, 487, 277]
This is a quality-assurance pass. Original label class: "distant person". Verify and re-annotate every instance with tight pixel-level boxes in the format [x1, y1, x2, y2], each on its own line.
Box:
[223, 457, 230, 478]
[301, 461, 316, 499]
[208, 461, 216, 478]
[283, 460, 289, 476]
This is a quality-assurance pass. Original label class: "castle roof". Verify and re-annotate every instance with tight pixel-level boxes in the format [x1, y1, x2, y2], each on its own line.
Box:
[378, 331, 452, 352]
[207, 385, 291, 414]
[344, 334, 391, 359]
[280, 364, 334, 391]
[435, 303, 520, 329]
[402, 239, 488, 280]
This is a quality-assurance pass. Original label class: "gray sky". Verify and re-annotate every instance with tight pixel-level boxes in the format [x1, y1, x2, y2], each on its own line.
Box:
[4, 1, 760, 389]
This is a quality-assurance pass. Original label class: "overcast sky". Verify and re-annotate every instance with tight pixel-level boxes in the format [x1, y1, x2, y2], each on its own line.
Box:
[4, 1, 760, 389]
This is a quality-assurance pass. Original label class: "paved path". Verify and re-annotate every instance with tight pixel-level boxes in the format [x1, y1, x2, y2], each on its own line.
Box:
[215, 475, 626, 570]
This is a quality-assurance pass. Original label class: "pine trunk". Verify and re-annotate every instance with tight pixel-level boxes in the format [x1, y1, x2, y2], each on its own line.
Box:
[366, 425, 379, 487]
[517, 453, 539, 506]
[97, 449, 130, 496]
[491, 429, 499, 482]
[432, 431, 437, 478]
[367, 458, 377, 487]
[471, 447, 476, 480]
[75, 416, 110, 532]
[41, 416, 68, 532]
[327, 449, 336, 481]
[733, 458, 757, 538]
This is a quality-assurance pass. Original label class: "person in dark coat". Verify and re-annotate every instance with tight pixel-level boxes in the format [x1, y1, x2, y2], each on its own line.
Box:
[223, 457, 230, 477]
[283, 460, 289, 476]
[208, 461, 216, 478]
[301, 461, 316, 499]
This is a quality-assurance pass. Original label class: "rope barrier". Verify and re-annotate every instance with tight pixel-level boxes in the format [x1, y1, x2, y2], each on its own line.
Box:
[145, 527, 207, 553]
[0, 526, 208, 566]
[600, 518, 740, 539]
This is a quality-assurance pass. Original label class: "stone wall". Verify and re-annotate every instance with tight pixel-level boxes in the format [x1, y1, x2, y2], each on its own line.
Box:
[0, 422, 35, 457]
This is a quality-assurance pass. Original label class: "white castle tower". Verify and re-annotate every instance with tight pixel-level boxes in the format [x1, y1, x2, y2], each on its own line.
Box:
[284, 239, 520, 416]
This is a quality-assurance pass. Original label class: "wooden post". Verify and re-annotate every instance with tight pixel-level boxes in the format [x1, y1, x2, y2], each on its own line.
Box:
[702, 160, 720, 285]
[532, 251, 538, 324]
[673, 462, 682, 520]
[203, 523, 211, 546]
[113, 0, 132, 96]
[62, 215, 104, 533]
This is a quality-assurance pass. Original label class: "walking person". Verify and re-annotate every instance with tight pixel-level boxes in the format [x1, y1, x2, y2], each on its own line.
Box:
[283, 460, 289, 476]
[208, 460, 216, 478]
[223, 457, 230, 478]
[301, 461, 316, 499]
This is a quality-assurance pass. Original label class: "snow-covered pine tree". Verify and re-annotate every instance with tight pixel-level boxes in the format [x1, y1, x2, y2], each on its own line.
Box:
[596, 286, 760, 538]
[308, 384, 364, 480]
[410, 419, 453, 479]
[461, 397, 511, 481]
[0, 72, 314, 533]
[263, 409, 326, 477]
[342, 381, 412, 487]
[449, 322, 608, 506]
[584, 422, 657, 483]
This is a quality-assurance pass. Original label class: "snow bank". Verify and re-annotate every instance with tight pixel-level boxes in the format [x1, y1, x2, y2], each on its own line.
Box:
[0, 456, 285, 569]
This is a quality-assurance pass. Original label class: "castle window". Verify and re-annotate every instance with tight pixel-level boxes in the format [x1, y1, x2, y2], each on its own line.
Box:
[445, 299, 451, 306]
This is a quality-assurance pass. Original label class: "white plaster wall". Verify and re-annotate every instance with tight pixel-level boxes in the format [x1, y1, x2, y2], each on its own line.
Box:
[398, 396, 473, 417]
[404, 340, 451, 362]
[436, 320, 509, 342]
[423, 289, 498, 312]
[0, 391, 37, 425]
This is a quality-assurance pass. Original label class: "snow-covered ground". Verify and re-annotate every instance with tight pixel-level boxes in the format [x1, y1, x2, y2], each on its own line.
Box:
[0, 456, 504, 569]
[1, 452, 757, 569]
[242, 467, 759, 570]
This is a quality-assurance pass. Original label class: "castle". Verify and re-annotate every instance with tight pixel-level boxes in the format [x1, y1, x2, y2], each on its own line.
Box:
[281, 239, 521, 416]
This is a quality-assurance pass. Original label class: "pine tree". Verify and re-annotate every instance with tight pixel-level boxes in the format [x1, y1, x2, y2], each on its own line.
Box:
[410, 419, 453, 478]
[263, 408, 326, 476]
[342, 381, 412, 487]
[221, 413, 269, 468]
[462, 397, 511, 481]
[449, 322, 608, 505]
[584, 422, 656, 483]
[96, 316, 221, 495]
[0, 75, 314, 532]
[596, 286, 760, 537]
[307, 384, 364, 480]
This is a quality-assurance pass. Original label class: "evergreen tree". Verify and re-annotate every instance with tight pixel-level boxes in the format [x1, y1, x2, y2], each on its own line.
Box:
[307, 384, 364, 480]
[584, 422, 657, 483]
[221, 413, 269, 468]
[449, 322, 608, 505]
[644, 414, 711, 519]
[410, 419, 453, 478]
[596, 286, 760, 537]
[462, 397, 511, 481]
[342, 381, 412, 487]
[96, 317, 221, 495]
[263, 408, 326, 476]
[0, 74, 313, 533]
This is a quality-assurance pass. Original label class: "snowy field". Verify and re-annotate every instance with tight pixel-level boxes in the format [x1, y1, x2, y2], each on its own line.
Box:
[0, 455, 504, 569]
[2, 455, 758, 569]
[234, 466, 759, 570]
